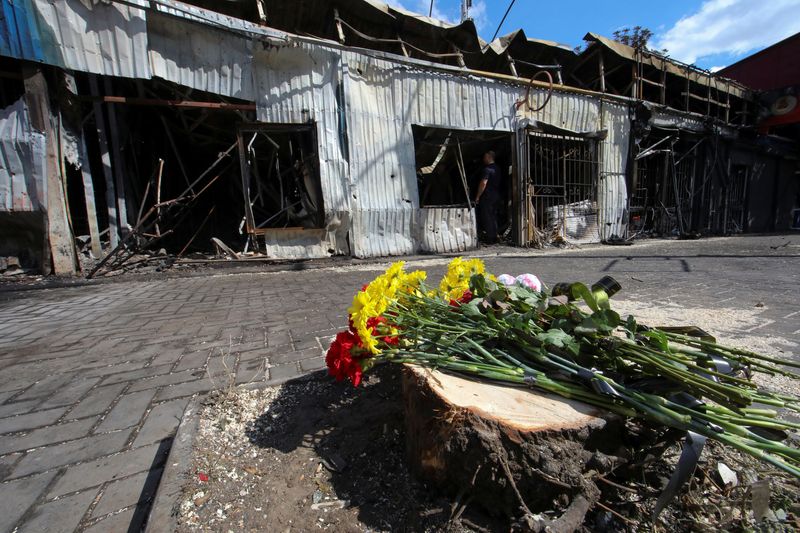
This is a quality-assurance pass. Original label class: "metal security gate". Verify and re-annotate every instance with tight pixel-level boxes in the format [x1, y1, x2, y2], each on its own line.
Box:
[515, 131, 599, 246]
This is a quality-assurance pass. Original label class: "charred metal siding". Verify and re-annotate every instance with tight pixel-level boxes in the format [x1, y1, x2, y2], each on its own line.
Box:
[1, 0, 150, 79]
[147, 11, 255, 100]
[417, 207, 477, 253]
[0, 98, 46, 212]
[342, 53, 521, 256]
[598, 101, 630, 241]
[0, 1, 636, 258]
[253, 43, 351, 257]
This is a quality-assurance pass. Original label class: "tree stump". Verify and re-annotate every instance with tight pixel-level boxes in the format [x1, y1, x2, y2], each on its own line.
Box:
[402, 365, 627, 528]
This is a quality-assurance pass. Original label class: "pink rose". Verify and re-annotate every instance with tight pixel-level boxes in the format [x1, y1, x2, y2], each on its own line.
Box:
[516, 274, 542, 292]
[497, 274, 516, 286]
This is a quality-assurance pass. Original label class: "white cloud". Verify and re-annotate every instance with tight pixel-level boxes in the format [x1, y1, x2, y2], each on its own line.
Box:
[469, 1, 490, 32]
[654, 0, 800, 65]
[383, 0, 488, 29]
[709, 65, 725, 73]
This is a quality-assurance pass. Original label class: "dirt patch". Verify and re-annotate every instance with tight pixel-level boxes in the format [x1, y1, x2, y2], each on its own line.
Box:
[176, 366, 506, 532]
[175, 362, 799, 532]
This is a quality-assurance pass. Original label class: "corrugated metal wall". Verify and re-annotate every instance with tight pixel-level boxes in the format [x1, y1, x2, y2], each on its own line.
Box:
[597, 101, 630, 240]
[417, 207, 477, 252]
[0, 97, 46, 212]
[0, 3, 634, 256]
[1, 0, 150, 78]
[147, 11, 254, 100]
[253, 43, 351, 257]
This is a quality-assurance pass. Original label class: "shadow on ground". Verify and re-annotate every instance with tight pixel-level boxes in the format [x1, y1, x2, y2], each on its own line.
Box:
[244, 365, 505, 532]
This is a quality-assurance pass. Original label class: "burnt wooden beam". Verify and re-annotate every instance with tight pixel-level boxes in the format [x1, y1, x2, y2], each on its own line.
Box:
[24, 66, 78, 274]
[83, 96, 256, 111]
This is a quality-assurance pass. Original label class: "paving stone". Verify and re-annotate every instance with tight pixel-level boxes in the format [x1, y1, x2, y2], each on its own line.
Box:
[0, 452, 21, 481]
[66, 383, 128, 420]
[267, 362, 301, 382]
[96, 390, 156, 432]
[126, 369, 203, 393]
[133, 399, 189, 447]
[271, 348, 321, 365]
[300, 356, 326, 372]
[83, 508, 137, 533]
[0, 390, 21, 403]
[0, 471, 57, 532]
[0, 417, 97, 455]
[0, 399, 40, 418]
[16, 489, 97, 533]
[153, 379, 213, 402]
[48, 442, 169, 498]
[11, 430, 131, 478]
[92, 467, 163, 518]
[83, 361, 150, 378]
[0, 407, 68, 435]
[13, 373, 77, 402]
[38, 377, 102, 409]
[100, 364, 174, 386]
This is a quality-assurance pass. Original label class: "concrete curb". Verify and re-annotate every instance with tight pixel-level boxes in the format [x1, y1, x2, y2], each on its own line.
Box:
[144, 394, 202, 533]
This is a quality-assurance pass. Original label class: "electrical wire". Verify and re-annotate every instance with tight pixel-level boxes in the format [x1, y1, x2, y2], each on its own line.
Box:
[429, 0, 434, 17]
[489, 0, 517, 44]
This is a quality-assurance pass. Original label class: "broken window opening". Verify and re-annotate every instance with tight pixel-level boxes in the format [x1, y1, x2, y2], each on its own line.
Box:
[237, 124, 324, 236]
[524, 132, 599, 245]
[412, 125, 515, 241]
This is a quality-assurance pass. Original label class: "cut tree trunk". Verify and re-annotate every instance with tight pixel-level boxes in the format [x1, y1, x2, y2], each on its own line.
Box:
[402, 365, 627, 529]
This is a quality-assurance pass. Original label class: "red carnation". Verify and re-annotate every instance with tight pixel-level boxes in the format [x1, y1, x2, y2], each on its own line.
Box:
[326, 330, 363, 386]
[450, 290, 474, 307]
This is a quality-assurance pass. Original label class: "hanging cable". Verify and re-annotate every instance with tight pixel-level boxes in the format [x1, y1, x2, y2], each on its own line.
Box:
[429, 0, 434, 17]
[489, 0, 517, 44]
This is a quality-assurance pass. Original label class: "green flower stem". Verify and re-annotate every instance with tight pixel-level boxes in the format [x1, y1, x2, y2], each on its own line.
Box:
[662, 332, 800, 371]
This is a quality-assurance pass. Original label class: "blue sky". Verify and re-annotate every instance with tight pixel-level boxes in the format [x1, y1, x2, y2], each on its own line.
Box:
[386, 0, 800, 71]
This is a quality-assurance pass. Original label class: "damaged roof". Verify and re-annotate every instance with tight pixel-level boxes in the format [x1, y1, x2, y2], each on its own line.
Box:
[581, 32, 750, 99]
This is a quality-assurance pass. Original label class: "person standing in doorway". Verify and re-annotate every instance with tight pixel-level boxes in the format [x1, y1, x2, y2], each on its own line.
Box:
[474, 151, 500, 244]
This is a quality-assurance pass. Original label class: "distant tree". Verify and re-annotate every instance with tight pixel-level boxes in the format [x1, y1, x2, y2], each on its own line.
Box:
[612, 26, 652, 49]
[612, 26, 668, 56]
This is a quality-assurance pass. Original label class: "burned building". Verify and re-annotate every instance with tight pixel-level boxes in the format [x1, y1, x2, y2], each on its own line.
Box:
[0, 1, 797, 276]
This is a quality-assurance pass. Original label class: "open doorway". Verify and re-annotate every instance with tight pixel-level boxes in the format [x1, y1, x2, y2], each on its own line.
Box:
[629, 131, 704, 238]
[411, 125, 514, 245]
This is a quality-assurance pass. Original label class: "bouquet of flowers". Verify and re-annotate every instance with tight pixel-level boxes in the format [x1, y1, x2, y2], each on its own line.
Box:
[326, 258, 800, 479]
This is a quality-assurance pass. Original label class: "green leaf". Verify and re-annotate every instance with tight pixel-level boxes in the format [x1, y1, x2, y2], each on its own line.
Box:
[644, 330, 670, 352]
[592, 309, 621, 332]
[537, 328, 573, 347]
[461, 299, 485, 319]
[469, 274, 487, 297]
[537, 328, 580, 357]
[574, 316, 599, 335]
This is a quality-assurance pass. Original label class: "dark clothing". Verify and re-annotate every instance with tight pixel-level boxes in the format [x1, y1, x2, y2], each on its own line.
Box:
[478, 196, 498, 244]
[477, 163, 500, 243]
[481, 163, 501, 200]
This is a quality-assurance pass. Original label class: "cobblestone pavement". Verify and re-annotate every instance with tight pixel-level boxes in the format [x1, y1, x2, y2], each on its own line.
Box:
[0, 235, 798, 532]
